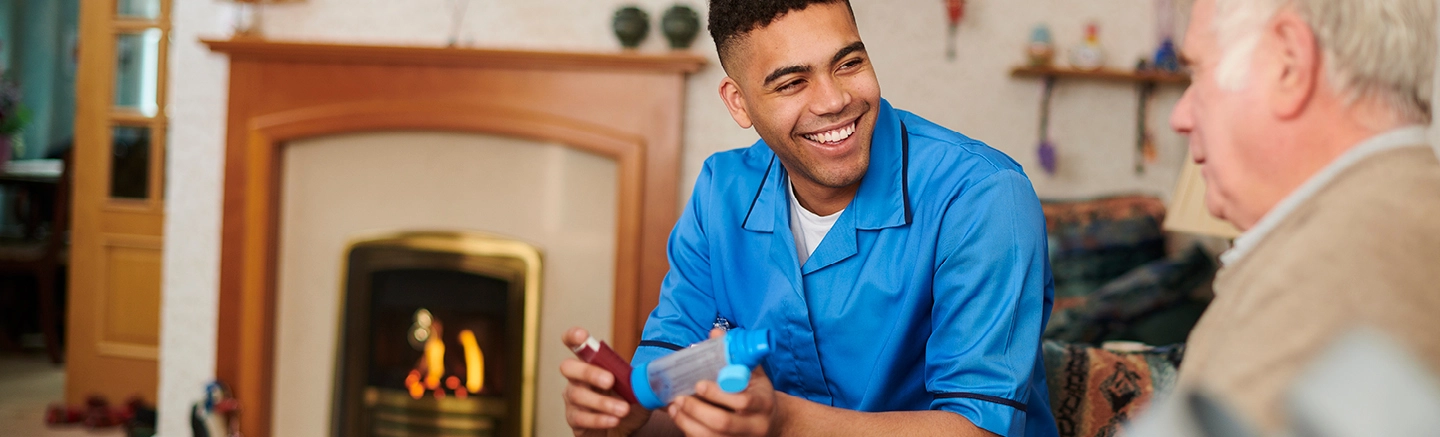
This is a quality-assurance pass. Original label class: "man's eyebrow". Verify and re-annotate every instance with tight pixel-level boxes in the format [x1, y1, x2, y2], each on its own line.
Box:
[763, 65, 811, 87]
[830, 41, 866, 66]
[761, 42, 868, 87]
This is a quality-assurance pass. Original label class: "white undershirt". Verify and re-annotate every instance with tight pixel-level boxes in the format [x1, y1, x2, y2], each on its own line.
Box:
[787, 181, 843, 265]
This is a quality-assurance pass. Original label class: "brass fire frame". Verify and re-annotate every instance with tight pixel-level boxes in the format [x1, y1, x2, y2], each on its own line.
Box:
[333, 230, 542, 437]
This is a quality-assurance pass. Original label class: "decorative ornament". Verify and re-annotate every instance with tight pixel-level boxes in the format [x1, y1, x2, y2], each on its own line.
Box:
[661, 4, 701, 49]
[1153, 38, 1180, 72]
[1137, 81, 1158, 174]
[945, 0, 966, 60]
[1037, 76, 1058, 175]
[612, 6, 651, 49]
[1069, 22, 1105, 71]
[1026, 24, 1055, 67]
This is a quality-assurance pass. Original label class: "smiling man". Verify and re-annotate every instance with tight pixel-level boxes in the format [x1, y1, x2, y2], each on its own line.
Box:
[559, 1, 1057, 436]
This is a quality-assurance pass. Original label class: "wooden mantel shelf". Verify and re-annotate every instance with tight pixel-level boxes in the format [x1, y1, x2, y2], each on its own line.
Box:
[202, 38, 707, 73]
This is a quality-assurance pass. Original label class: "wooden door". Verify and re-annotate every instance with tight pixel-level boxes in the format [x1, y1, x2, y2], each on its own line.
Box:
[66, 0, 170, 404]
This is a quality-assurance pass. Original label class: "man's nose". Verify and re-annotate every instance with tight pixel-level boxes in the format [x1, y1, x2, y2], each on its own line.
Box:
[1170, 86, 1195, 134]
[810, 76, 849, 116]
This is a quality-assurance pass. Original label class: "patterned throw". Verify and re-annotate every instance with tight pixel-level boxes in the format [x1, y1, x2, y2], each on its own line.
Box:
[1044, 246, 1216, 345]
[1042, 196, 1169, 307]
[1042, 341, 1184, 437]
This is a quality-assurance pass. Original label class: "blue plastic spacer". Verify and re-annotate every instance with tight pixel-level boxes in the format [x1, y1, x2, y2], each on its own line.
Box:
[631, 362, 665, 410]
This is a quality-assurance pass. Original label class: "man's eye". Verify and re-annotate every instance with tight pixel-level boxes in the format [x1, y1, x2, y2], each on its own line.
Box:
[840, 59, 863, 69]
[776, 80, 803, 92]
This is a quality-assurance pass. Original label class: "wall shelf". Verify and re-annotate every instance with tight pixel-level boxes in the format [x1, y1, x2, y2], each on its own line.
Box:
[1010, 66, 1189, 85]
[1010, 65, 1189, 175]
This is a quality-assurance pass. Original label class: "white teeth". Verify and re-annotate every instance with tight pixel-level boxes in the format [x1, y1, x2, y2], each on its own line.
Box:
[805, 122, 856, 144]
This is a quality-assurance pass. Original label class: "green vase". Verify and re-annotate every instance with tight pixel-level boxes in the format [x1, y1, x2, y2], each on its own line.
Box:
[612, 6, 650, 49]
[661, 5, 701, 49]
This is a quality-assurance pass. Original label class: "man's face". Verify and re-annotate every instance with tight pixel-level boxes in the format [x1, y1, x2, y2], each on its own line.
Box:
[718, 2, 881, 190]
[1170, 0, 1273, 229]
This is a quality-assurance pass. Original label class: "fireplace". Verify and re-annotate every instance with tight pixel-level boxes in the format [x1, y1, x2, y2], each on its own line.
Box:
[206, 39, 704, 436]
[334, 231, 541, 437]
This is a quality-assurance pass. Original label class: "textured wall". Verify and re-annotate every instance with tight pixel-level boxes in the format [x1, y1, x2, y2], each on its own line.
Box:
[163, 0, 1196, 435]
[158, 1, 229, 436]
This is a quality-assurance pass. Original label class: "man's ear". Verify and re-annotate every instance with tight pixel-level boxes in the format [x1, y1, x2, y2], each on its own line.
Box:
[1269, 9, 1319, 120]
[719, 77, 753, 129]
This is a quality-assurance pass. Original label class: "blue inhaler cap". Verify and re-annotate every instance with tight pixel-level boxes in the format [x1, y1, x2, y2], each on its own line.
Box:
[715, 329, 773, 393]
[724, 328, 773, 367]
[717, 364, 752, 393]
[630, 363, 665, 410]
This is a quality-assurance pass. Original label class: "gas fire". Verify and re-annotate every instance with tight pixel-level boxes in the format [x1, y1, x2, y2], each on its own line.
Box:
[405, 309, 485, 399]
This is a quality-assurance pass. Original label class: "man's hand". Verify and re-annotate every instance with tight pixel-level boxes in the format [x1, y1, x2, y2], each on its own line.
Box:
[666, 329, 784, 437]
[561, 327, 651, 437]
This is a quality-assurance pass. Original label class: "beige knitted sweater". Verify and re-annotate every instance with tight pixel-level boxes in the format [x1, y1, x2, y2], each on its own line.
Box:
[1176, 145, 1440, 432]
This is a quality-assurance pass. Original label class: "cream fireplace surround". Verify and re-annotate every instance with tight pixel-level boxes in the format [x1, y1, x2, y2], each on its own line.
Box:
[206, 39, 704, 436]
[277, 132, 616, 437]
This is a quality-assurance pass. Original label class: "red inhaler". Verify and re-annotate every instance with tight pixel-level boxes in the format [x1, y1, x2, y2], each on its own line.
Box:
[571, 335, 640, 405]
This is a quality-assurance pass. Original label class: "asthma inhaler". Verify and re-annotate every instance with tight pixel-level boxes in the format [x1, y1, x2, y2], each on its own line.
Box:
[571, 335, 640, 404]
[631, 329, 773, 410]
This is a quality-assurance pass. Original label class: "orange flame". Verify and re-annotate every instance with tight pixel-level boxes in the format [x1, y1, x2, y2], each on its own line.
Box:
[406, 370, 423, 399]
[403, 320, 487, 399]
[424, 333, 445, 390]
[459, 330, 483, 393]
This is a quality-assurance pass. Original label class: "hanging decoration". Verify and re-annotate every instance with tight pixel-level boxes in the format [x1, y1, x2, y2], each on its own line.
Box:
[1136, 82, 1158, 174]
[945, 0, 966, 60]
[1037, 76, 1058, 175]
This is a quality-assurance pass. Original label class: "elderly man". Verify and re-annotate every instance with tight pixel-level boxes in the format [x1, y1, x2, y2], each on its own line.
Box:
[1169, 0, 1440, 432]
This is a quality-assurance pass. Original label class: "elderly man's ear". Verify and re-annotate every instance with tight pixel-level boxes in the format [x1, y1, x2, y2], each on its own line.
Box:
[1269, 9, 1321, 120]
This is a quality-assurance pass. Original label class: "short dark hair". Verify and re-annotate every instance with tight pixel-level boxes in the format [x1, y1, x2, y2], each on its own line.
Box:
[709, 0, 854, 69]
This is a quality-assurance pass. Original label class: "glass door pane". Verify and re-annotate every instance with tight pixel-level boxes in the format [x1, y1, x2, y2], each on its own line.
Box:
[113, 29, 162, 117]
[116, 0, 161, 19]
[110, 125, 150, 199]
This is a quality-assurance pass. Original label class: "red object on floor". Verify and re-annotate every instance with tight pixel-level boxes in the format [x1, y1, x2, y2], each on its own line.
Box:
[45, 403, 85, 425]
[46, 395, 137, 429]
[83, 395, 118, 427]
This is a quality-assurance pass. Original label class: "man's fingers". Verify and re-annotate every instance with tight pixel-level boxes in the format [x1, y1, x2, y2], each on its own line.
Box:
[708, 328, 725, 340]
[564, 403, 621, 430]
[563, 382, 630, 417]
[693, 380, 761, 413]
[672, 395, 766, 436]
[559, 358, 615, 390]
[563, 327, 591, 348]
[669, 397, 725, 437]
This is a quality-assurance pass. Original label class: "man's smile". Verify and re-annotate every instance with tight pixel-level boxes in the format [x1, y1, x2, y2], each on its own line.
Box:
[801, 120, 856, 145]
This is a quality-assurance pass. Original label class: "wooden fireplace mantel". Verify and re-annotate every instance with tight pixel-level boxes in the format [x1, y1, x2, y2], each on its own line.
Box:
[204, 39, 706, 73]
[207, 38, 704, 437]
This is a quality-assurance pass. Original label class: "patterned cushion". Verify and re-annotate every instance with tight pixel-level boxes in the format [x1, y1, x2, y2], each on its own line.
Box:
[1043, 341, 1184, 437]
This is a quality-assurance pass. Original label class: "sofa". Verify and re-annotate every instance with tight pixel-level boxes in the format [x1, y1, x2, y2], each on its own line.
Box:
[1038, 195, 1220, 437]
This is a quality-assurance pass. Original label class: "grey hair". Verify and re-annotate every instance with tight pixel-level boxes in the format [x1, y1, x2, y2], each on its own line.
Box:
[1211, 0, 1435, 123]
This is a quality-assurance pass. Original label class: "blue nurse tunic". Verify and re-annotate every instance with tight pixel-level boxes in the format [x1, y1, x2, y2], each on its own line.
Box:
[633, 99, 1058, 437]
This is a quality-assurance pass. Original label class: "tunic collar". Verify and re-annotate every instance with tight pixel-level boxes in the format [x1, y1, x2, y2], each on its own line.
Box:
[742, 98, 911, 232]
